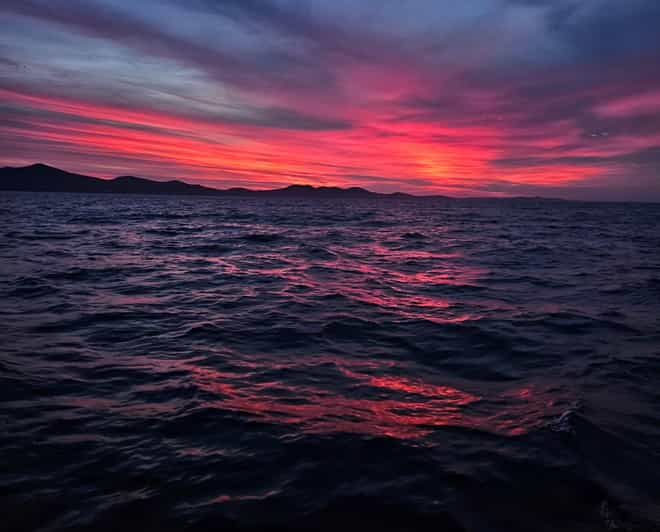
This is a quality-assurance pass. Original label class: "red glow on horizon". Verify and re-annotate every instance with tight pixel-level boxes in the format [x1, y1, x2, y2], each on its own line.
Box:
[0, 83, 615, 196]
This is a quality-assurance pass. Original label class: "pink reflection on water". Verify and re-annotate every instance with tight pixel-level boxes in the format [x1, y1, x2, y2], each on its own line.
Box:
[68, 354, 567, 441]
[186, 362, 477, 439]
[180, 357, 562, 440]
[337, 366, 477, 403]
[284, 243, 491, 323]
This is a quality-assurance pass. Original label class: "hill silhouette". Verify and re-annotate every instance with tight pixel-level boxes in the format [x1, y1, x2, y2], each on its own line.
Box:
[0, 163, 432, 199]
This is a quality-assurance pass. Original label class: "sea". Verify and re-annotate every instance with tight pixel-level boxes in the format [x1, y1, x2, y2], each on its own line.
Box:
[1, 192, 659, 531]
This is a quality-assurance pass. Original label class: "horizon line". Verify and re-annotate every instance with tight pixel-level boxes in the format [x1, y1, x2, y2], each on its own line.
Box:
[1, 161, 566, 200]
[2, 162, 659, 204]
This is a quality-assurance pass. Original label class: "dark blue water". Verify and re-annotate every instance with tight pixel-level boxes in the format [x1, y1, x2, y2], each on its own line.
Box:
[1, 192, 659, 531]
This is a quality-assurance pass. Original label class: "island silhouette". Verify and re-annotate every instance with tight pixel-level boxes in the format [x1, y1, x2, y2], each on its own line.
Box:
[1, 163, 432, 199]
[0, 163, 568, 202]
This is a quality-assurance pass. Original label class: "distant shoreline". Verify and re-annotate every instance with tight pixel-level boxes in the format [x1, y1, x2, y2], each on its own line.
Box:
[3, 163, 656, 204]
[0, 163, 440, 199]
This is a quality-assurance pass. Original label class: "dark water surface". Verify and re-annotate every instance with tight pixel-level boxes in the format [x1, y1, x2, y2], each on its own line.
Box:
[1, 193, 659, 531]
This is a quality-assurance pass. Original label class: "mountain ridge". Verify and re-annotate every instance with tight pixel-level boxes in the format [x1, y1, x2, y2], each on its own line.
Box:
[1, 163, 568, 201]
[1, 163, 436, 199]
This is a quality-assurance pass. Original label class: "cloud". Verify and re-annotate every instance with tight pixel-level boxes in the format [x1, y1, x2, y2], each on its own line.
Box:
[0, 0, 338, 94]
[494, 146, 660, 171]
[544, 0, 660, 61]
[1, 0, 659, 199]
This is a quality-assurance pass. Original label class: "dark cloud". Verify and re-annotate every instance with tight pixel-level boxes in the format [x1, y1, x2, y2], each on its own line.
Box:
[545, 0, 660, 62]
[0, 0, 338, 93]
[576, 113, 660, 140]
[251, 107, 351, 131]
[181, 0, 403, 62]
[494, 145, 660, 168]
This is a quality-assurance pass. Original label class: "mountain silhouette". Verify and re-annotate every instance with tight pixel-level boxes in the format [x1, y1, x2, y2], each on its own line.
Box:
[0, 163, 434, 199]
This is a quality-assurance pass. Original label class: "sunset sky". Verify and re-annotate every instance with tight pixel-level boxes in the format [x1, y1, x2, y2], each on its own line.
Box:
[1, 0, 660, 200]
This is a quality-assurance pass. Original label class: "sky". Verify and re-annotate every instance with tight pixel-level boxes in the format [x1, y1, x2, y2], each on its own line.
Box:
[1, 0, 660, 200]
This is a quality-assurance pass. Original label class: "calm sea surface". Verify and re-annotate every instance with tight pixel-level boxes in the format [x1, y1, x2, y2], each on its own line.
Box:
[1, 193, 659, 531]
